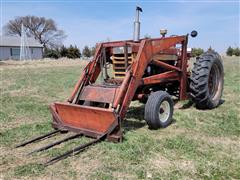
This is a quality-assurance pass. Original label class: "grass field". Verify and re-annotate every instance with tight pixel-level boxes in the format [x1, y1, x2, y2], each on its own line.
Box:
[0, 57, 239, 179]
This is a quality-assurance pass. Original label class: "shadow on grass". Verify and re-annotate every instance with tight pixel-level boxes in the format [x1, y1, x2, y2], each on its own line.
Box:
[194, 99, 225, 111]
[123, 104, 177, 132]
[219, 99, 225, 106]
[179, 100, 194, 109]
[126, 105, 145, 120]
[122, 119, 146, 132]
[123, 105, 146, 132]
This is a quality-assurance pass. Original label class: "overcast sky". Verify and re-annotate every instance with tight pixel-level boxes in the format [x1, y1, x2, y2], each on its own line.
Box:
[0, 0, 239, 53]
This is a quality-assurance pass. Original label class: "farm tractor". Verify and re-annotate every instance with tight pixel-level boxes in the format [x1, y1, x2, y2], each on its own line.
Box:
[17, 7, 224, 165]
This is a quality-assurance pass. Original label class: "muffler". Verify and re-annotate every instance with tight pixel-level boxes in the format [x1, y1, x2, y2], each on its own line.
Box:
[133, 6, 143, 42]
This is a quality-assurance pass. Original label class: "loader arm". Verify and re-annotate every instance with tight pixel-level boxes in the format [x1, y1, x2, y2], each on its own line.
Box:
[67, 43, 103, 103]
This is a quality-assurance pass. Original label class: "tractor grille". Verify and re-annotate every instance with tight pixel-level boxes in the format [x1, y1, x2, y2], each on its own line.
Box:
[111, 53, 133, 78]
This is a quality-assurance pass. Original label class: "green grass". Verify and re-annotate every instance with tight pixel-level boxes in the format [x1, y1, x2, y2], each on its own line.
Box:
[14, 164, 45, 177]
[0, 122, 52, 145]
[163, 135, 199, 156]
[0, 58, 239, 179]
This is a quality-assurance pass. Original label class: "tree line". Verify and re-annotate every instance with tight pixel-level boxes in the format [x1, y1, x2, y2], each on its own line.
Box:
[191, 47, 214, 57]
[44, 45, 96, 59]
[191, 46, 240, 57]
[226, 46, 240, 56]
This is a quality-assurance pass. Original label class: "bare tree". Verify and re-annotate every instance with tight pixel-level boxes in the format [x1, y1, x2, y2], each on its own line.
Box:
[4, 15, 66, 48]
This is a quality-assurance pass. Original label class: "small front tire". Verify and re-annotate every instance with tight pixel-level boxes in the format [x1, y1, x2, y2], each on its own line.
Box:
[144, 91, 174, 129]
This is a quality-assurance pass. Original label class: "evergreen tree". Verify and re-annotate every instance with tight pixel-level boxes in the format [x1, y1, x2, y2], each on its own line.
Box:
[91, 46, 96, 57]
[43, 48, 60, 59]
[226, 46, 234, 56]
[233, 48, 240, 56]
[82, 45, 91, 58]
[60, 45, 68, 57]
[74, 45, 82, 58]
[66, 45, 81, 59]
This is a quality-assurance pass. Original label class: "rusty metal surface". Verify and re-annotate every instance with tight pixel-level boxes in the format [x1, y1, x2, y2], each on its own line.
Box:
[179, 39, 188, 100]
[54, 102, 117, 134]
[67, 63, 91, 103]
[68, 44, 103, 103]
[113, 71, 131, 108]
[119, 40, 151, 118]
[142, 71, 179, 85]
[152, 54, 178, 61]
[79, 85, 119, 103]
[152, 59, 181, 71]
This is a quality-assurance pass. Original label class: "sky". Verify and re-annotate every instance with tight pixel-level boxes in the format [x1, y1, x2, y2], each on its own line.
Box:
[0, 0, 239, 53]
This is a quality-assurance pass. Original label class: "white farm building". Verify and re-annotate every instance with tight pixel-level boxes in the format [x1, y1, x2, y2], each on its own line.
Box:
[0, 36, 43, 60]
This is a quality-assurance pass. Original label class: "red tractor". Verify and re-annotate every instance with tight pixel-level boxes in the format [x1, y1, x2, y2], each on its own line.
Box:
[17, 7, 224, 165]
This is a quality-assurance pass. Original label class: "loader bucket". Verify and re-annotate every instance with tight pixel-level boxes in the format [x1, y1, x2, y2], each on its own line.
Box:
[51, 102, 118, 136]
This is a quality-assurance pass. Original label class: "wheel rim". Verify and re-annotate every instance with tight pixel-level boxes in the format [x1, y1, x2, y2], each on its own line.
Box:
[159, 100, 170, 123]
[208, 63, 221, 100]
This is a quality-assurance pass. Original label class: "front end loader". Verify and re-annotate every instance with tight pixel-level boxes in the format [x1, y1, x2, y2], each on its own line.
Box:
[16, 7, 224, 165]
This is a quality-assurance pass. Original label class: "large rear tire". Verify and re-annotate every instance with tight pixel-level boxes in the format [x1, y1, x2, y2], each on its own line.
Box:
[144, 91, 174, 129]
[190, 51, 224, 109]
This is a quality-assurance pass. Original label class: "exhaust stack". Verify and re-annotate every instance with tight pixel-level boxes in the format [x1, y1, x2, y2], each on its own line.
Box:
[133, 6, 142, 42]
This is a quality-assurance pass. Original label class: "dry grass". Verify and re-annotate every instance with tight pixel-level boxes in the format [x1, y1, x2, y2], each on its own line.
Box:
[0, 58, 86, 69]
[0, 57, 239, 179]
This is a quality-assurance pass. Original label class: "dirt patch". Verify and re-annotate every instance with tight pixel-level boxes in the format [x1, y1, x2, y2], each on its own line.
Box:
[150, 154, 196, 175]
[150, 154, 172, 169]
[189, 133, 240, 149]
[174, 159, 196, 173]
[203, 136, 239, 147]
[70, 155, 102, 178]
[112, 172, 136, 179]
